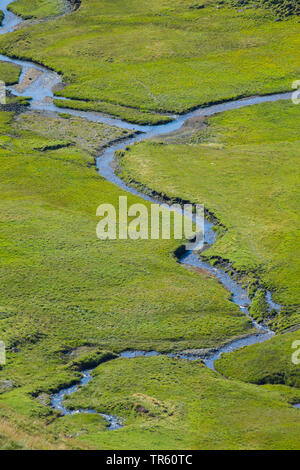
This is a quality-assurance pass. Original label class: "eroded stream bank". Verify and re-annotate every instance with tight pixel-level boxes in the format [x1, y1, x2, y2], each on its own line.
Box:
[0, 1, 298, 429]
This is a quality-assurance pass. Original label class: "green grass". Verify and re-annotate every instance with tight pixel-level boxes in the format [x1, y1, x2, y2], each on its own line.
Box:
[55, 355, 300, 449]
[0, 106, 270, 449]
[0, 389, 85, 449]
[49, 413, 108, 440]
[15, 110, 132, 154]
[0, 0, 299, 123]
[118, 99, 300, 392]
[0, 61, 21, 85]
[226, 0, 300, 18]
[8, 0, 67, 19]
[53, 98, 174, 126]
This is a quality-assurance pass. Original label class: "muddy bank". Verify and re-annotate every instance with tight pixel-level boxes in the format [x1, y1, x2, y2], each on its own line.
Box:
[0, 0, 298, 425]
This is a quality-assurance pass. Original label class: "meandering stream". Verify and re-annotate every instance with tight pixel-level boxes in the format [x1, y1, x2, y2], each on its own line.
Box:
[0, 0, 297, 429]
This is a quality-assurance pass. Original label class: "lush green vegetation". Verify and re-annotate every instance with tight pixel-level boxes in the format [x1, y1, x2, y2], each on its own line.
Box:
[56, 355, 300, 449]
[54, 98, 174, 126]
[226, 0, 300, 18]
[0, 61, 21, 85]
[15, 110, 132, 153]
[119, 100, 300, 329]
[0, 0, 299, 123]
[8, 0, 66, 19]
[249, 289, 268, 321]
[118, 99, 300, 391]
[1, 0, 299, 450]
[0, 397, 85, 449]
[0, 108, 254, 358]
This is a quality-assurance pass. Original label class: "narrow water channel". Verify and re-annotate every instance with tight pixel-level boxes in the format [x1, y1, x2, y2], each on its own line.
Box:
[0, 1, 297, 428]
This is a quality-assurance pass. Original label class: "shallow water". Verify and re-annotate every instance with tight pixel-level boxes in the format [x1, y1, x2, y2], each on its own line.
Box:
[0, 2, 298, 425]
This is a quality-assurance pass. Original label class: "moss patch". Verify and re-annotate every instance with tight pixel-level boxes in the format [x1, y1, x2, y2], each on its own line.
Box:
[0, 0, 298, 123]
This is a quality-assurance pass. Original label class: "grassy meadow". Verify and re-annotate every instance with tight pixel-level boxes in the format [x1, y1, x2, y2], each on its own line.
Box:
[0, 399, 84, 449]
[53, 98, 174, 126]
[118, 99, 300, 389]
[0, 0, 298, 123]
[0, 100, 297, 449]
[226, 0, 300, 18]
[215, 329, 300, 388]
[0, 110, 253, 358]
